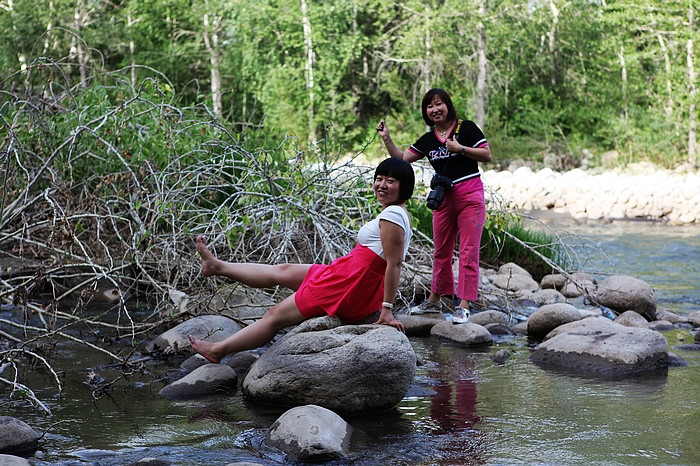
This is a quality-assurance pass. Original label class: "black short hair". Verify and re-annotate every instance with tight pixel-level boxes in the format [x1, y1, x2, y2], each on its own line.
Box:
[374, 158, 415, 202]
[421, 88, 457, 127]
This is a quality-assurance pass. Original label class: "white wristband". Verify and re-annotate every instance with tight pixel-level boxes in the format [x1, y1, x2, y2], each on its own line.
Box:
[382, 301, 394, 309]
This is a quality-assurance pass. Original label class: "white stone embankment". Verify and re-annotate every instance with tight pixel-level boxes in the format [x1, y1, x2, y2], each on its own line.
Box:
[481, 162, 700, 225]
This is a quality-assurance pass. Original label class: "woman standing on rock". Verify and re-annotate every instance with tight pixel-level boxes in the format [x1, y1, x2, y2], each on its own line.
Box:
[189, 157, 413, 363]
[377, 88, 492, 323]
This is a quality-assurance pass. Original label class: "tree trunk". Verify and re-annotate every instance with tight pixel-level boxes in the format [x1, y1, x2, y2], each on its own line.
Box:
[548, 0, 559, 87]
[202, 7, 223, 120]
[301, 0, 316, 144]
[656, 33, 673, 116]
[618, 44, 628, 125]
[424, 5, 431, 95]
[475, 0, 487, 129]
[72, 0, 88, 89]
[687, 34, 697, 166]
[128, 14, 137, 88]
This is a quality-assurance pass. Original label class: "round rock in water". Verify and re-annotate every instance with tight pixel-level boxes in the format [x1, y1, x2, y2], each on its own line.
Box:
[594, 275, 657, 320]
[242, 317, 415, 414]
[0, 417, 38, 455]
[430, 321, 493, 347]
[266, 404, 352, 462]
[527, 303, 583, 340]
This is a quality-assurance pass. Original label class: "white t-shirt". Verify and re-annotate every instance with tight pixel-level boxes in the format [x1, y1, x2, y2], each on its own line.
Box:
[356, 205, 412, 259]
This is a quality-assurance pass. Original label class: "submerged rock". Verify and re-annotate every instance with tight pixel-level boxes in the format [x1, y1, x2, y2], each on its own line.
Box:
[159, 364, 237, 399]
[0, 417, 38, 455]
[491, 349, 512, 365]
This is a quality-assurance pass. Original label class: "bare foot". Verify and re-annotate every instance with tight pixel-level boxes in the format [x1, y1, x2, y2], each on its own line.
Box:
[196, 236, 221, 277]
[188, 335, 223, 363]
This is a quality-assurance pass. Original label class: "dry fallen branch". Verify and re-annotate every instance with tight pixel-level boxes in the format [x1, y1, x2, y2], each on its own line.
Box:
[0, 64, 608, 414]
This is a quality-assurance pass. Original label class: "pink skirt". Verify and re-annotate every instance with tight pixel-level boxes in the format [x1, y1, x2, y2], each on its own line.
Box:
[295, 244, 386, 322]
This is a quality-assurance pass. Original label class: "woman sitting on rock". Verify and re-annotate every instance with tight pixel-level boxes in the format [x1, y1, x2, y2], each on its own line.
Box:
[189, 157, 414, 363]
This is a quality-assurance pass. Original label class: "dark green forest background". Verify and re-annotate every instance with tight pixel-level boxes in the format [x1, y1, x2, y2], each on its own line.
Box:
[1, 0, 697, 168]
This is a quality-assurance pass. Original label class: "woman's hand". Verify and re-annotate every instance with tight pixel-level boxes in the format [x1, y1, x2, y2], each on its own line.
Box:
[376, 120, 391, 141]
[447, 135, 492, 162]
[445, 134, 463, 154]
[376, 309, 405, 333]
[377, 120, 421, 161]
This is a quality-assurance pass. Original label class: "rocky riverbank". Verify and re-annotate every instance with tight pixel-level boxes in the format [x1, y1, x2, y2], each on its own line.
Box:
[481, 162, 700, 225]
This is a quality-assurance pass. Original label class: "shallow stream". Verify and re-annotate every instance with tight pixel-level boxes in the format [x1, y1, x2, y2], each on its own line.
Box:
[7, 216, 700, 465]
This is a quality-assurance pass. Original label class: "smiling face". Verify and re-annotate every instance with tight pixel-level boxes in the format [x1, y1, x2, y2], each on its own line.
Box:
[373, 174, 402, 207]
[426, 95, 449, 126]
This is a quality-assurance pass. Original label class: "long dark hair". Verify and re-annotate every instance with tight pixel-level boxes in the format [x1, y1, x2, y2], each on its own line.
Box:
[374, 158, 415, 202]
[421, 88, 457, 126]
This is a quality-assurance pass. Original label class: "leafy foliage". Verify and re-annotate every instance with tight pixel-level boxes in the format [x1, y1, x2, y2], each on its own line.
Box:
[2, 0, 696, 166]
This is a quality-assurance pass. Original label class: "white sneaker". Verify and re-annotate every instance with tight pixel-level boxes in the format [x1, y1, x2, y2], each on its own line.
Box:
[409, 300, 443, 315]
[452, 307, 470, 324]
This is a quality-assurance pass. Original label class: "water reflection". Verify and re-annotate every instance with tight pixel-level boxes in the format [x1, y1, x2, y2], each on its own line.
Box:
[427, 358, 481, 434]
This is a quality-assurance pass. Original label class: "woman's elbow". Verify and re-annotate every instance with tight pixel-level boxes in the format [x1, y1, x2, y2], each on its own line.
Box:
[482, 147, 493, 163]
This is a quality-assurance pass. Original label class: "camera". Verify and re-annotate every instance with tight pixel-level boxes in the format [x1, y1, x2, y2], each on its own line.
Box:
[426, 174, 454, 210]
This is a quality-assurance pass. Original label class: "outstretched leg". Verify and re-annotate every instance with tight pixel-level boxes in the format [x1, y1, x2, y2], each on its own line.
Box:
[197, 236, 311, 290]
[188, 293, 306, 363]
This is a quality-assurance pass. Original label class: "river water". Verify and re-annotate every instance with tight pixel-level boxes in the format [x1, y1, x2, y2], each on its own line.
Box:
[9, 216, 700, 465]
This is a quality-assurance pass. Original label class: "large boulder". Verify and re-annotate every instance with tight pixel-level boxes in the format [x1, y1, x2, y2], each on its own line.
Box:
[146, 315, 243, 354]
[527, 303, 583, 340]
[594, 275, 657, 320]
[242, 317, 415, 414]
[159, 364, 237, 399]
[531, 324, 669, 376]
[266, 405, 352, 462]
[0, 417, 38, 455]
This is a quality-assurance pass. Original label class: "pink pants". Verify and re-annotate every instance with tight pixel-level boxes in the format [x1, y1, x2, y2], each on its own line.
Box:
[431, 176, 485, 302]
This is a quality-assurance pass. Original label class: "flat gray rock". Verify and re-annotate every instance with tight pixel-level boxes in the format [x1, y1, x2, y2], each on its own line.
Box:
[531, 324, 669, 376]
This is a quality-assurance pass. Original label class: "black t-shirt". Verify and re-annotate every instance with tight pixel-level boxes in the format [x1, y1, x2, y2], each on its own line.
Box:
[408, 119, 487, 183]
